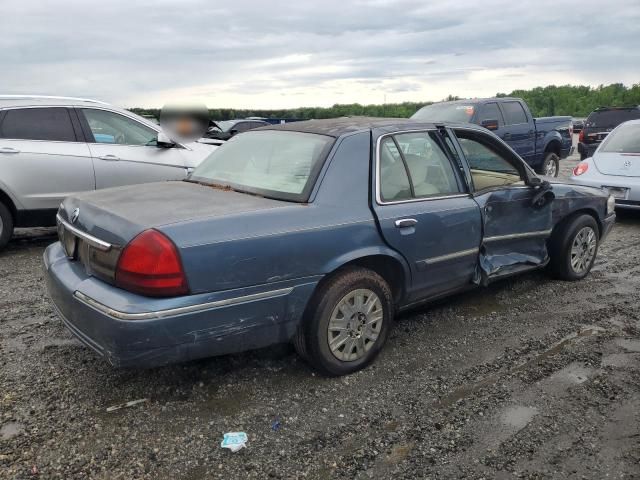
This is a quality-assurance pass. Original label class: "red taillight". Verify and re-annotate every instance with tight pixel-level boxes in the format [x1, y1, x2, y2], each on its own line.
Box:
[115, 229, 188, 297]
[573, 162, 589, 176]
[578, 129, 585, 143]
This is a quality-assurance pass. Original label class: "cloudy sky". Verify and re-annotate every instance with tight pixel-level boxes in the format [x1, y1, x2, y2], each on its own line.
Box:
[1, 0, 639, 109]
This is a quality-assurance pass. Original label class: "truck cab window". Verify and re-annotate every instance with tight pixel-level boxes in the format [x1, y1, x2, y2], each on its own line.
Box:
[481, 103, 503, 125]
[502, 102, 528, 125]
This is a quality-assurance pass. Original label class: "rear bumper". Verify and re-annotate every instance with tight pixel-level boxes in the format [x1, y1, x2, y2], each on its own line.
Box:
[44, 242, 318, 368]
[578, 142, 598, 158]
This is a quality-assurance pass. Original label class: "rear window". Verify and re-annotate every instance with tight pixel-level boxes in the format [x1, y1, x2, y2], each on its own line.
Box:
[411, 103, 476, 123]
[0, 107, 76, 142]
[600, 123, 640, 154]
[585, 109, 640, 129]
[190, 130, 334, 202]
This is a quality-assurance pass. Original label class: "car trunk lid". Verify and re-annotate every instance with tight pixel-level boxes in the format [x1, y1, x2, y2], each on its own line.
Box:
[59, 181, 291, 247]
[594, 152, 640, 177]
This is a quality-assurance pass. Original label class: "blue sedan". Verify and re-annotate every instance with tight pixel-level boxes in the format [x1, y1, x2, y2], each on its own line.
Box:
[44, 118, 616, 376]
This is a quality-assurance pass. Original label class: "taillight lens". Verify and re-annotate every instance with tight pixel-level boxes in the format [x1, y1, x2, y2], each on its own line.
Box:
[578, 130, 585, 143]
[115, 229, 189, 297]
[573, 162, 589, 176]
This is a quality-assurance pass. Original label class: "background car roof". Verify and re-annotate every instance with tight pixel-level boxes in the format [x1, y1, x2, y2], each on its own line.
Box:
[0, 95, 110, 109]
[257, 116, 483, 137]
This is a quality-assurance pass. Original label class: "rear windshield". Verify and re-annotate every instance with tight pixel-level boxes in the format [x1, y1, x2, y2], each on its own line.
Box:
[189, 130, 334, 202]
[600, 123, 640, 154]
[412, 103, 476, 123]
[585, 109, 640, 129]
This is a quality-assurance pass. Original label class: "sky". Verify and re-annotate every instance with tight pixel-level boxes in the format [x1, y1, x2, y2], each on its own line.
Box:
[1, 0, 639, 109]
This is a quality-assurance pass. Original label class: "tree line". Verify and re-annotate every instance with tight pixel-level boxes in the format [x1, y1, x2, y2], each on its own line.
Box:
[130, 83, 640, 121]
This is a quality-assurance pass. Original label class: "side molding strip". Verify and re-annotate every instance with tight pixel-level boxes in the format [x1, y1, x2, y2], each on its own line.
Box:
[483, 229, 553, 243]
[416, 247, 479, 270]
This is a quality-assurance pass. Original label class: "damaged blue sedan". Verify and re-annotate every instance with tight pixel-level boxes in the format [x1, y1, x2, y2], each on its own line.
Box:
[45, 118, 615, 376]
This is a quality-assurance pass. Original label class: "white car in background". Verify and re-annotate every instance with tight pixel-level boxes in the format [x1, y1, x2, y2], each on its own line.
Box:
[0, 95, 217, 248]
[571, 119, 640, 211]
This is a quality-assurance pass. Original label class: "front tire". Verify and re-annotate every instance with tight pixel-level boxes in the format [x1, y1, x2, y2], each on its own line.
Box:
[548, 214, 599, 281]
[538, 152, 560, 177]
[294, 266, 393, 376]
[0, 202, 14, 250]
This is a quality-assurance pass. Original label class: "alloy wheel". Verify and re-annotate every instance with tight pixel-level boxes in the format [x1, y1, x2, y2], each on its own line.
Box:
[545, 158, 558, 177]
[570, 226, 597, 274]
[327, 288, 383, 362]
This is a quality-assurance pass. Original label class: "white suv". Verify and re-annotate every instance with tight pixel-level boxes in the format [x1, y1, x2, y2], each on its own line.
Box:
[0, 96, 217, 249]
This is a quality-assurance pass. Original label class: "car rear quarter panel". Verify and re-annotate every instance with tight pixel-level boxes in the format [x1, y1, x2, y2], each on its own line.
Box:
[160, 131, 406, 295]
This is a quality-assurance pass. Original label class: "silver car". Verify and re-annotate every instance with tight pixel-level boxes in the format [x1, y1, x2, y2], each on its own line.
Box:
[571, 119, 640, 211]
[0, 96, 216, 248]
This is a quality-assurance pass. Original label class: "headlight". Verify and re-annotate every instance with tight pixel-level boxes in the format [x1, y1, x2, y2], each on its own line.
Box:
[607, 194, 616, 215]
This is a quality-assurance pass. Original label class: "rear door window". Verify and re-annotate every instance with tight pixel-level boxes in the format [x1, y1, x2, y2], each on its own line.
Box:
[501, 102, 528, 125]
[379, 132, 462, 202]
[0, 107, 77, 142]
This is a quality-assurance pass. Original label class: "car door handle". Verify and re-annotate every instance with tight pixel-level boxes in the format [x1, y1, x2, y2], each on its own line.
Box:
[98, 154, 120, 161]
[0, 147, 20, 154]
[395, 218, 418, 228]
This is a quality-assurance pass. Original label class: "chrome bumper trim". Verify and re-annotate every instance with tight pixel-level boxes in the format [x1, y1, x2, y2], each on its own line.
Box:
[74, 287, 295, 321]
[484, 229, 553, 243]
[56, 214, 113, 252]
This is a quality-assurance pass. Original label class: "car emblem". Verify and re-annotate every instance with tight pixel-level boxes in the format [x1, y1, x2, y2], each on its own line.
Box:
[624, 160, 632, 168]
[71, 208, 80, 224]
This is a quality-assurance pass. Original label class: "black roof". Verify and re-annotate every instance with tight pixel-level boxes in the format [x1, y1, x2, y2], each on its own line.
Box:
[256, 116, 459, 138]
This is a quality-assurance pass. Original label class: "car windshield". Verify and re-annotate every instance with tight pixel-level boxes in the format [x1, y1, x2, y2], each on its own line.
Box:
[412, 103, 476, 123]
[600, 123, 640, 154]
[189, 130, 334, 201]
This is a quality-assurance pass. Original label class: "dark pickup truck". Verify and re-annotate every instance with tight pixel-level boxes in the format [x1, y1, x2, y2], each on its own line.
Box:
[412, 97, 573, 177]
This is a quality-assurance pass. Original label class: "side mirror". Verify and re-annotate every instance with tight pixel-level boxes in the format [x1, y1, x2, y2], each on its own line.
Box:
[481, 119, 499, 131]
[528, 176, 543, 187]
[156, 131, 176, 148]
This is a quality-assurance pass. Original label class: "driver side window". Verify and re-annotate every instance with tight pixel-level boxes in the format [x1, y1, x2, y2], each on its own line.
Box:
[82, 109, 158, 146]
[456, 134, 524, 191]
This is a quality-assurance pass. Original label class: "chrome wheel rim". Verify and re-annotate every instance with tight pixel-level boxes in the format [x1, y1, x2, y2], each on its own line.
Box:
[328, 289, 383, 362]
[545, 158, 558, 177]
[570, 226, 597, 274]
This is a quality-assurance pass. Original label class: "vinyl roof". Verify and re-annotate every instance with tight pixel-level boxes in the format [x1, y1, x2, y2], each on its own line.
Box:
[258, 116, 482, 137]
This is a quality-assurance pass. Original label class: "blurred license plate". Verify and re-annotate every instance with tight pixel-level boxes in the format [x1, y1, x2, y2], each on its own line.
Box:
[605, 186, 628, 199]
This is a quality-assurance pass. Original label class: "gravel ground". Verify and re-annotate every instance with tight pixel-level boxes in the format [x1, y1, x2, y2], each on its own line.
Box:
[1, 151, 640, 479]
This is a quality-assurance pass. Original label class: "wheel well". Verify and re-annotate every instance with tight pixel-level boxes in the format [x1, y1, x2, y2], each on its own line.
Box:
[330, 255, 406, 304]
[0, 189, 17, 222]
[550, 209, 602, 241]
[545, 140, 561, 156]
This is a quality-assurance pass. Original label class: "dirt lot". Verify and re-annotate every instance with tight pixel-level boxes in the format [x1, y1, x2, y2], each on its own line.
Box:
[1, 153, 639, 479]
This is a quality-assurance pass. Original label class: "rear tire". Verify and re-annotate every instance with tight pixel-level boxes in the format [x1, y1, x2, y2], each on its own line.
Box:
[0, 202, 14, 250]
[294, 266, 393, 376]
[538, 152, 560, 177]
[548, 214, 599, 281]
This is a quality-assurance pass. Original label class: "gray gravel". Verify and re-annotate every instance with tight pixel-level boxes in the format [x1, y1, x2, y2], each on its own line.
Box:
[1, 152, 640, 479]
